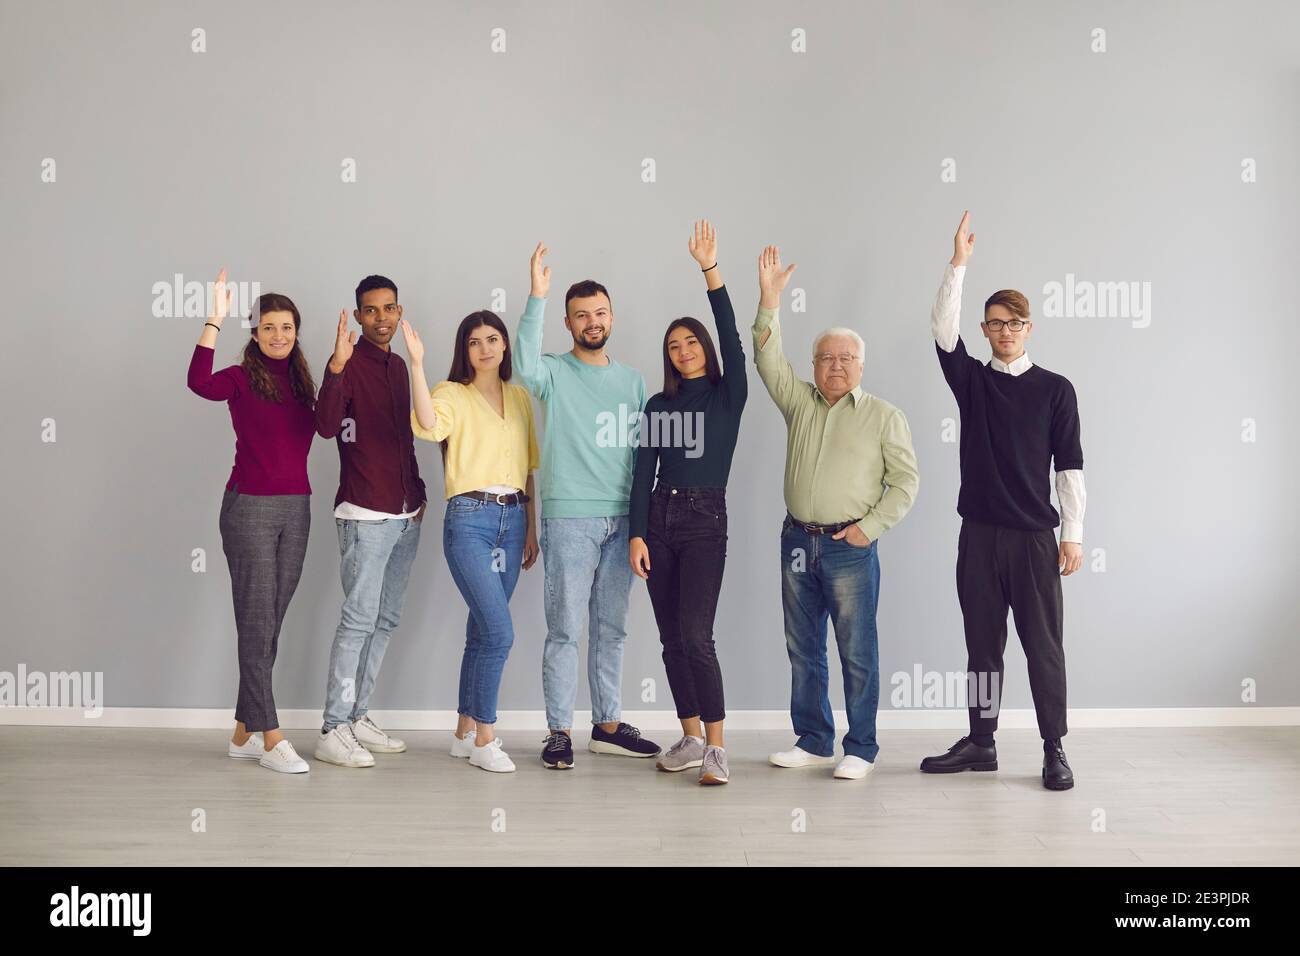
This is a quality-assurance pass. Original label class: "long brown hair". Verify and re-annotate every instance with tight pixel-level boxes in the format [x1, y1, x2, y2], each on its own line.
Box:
[660, 316, 721, 399]
[447, 311, 513, 384]
[240, 293, 317, 407]
[438, 311, 513, 459]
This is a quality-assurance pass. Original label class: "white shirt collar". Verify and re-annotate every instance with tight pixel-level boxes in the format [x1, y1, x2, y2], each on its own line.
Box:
[990, 352, 1033, 376]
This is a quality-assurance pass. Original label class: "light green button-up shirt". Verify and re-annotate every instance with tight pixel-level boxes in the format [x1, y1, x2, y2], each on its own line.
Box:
[752, 305, 919, 541]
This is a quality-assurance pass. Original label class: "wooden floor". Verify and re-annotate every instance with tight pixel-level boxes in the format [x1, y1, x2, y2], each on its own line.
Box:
[2, 726, 1297, 866]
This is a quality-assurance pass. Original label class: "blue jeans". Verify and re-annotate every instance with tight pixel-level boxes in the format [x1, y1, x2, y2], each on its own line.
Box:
[541, 515, 633, 731]
[443, 496, 527, 726]
[322, 515, 422, 731]
[780, 514, 882, 761]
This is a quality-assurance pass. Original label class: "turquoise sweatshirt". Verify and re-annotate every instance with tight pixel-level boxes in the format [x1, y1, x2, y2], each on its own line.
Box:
[514, 295, 647, 519]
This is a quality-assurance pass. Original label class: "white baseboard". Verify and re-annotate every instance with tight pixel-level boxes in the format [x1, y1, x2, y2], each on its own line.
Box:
[1, 707, 1297, 729]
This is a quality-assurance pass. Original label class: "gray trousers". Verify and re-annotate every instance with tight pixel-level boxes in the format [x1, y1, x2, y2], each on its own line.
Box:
[219, 486, 310, 732]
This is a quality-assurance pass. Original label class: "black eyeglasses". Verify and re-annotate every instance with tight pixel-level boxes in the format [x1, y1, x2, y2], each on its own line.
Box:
[984, 319, 1028, 332]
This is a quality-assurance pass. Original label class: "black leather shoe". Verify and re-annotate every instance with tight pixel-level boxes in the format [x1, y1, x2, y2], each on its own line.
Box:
[1042, 738, 1074, 790]
[919, 736, 998, 773]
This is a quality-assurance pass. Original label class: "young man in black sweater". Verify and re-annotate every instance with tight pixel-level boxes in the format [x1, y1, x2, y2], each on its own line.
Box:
[922, 211, 1086, 791]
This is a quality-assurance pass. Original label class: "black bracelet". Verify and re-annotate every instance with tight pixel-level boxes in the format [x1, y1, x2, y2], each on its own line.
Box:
[702, 262, 718, 273]
[204, 322, 221, 332]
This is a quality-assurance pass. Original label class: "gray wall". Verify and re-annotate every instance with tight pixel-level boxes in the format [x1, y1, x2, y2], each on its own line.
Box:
[2, 0, 1297, 714]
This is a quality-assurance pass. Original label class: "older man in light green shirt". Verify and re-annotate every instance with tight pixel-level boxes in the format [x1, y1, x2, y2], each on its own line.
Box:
[751, 244, 919, 780]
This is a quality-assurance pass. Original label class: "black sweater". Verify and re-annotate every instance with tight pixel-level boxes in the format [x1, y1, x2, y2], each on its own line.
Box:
[936, 336, 1083, 531]
[629, 285, 747, 539]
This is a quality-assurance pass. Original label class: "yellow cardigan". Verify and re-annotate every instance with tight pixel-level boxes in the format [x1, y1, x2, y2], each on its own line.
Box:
[411, 380, 540, 499]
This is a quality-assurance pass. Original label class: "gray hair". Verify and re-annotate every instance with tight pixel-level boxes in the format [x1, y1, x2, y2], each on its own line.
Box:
[812, 326, 865, 361]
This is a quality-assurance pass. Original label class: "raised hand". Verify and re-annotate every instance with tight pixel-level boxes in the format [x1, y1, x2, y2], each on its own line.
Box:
[329, 309, 356, 374]
[530, 241, 551, 299]
[952, 210, 975, 267]
[207, 267, 233, 328]
[758, 244, 797, 309]
[688, 219, 717, 269]
[399, 318, 424, 367]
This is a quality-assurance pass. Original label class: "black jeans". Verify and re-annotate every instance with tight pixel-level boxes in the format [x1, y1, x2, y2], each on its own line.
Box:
[957, 518, 1067, 741]
[644, 484, 727, 723]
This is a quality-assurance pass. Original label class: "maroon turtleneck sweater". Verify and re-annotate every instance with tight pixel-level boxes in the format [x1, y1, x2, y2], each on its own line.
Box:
[188, 344, 317, 494]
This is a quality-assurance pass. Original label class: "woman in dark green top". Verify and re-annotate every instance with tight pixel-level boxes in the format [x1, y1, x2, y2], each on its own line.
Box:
[628, 220, 747, 785]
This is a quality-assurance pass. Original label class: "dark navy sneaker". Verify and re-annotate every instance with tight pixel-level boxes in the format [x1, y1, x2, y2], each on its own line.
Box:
[541, 731, 574, 770]
[589, 722, 661, 758]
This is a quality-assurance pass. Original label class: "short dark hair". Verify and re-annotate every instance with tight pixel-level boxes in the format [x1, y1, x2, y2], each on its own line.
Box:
[564, 280, 611, 315]
[355, 275, 398, 308]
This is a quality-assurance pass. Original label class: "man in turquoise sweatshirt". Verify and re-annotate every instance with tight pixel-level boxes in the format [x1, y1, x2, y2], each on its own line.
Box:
[514, 242, 662, 769]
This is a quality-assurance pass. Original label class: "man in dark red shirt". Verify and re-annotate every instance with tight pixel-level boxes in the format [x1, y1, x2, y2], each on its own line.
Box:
[313, 275, 427, 768]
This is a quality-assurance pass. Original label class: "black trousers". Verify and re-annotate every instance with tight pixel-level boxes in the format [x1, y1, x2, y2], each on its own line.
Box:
[644, 485, 727, 723]
[957, 518, 1067, 741]
[218, 485, 310, 732]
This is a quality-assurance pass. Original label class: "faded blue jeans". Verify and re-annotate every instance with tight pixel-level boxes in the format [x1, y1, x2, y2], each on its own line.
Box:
[322, 515, 422, 731]
[443, 495, 527, 725]
[540, 515, 633, 731]
[779, 514, 882, 762]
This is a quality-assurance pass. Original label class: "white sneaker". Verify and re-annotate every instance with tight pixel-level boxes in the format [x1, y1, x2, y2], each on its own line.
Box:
[469, 737, 516, 773]
[352, 715, 406, 753]
[768, 745, 837, 768]
[259, 739, 310, 774]
[228, 733, 264, 759]
[834, 755, 875, 779]
[450, 729, 475, 759]
[315, 724, 375, 768]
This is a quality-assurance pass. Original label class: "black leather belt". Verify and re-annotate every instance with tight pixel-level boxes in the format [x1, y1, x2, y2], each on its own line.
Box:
[789, 513, 858, 535]
[455, 490, 530, 505]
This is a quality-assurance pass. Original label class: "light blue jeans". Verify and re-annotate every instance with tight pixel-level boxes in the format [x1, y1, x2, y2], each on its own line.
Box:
[322, 515, 422, 731]
[443, 496, 527, 726]
[540, 515, 633, 731]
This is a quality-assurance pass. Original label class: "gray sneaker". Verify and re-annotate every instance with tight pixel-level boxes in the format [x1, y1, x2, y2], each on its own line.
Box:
[700, 745, 729, 785]
[656, 735, 705, 772]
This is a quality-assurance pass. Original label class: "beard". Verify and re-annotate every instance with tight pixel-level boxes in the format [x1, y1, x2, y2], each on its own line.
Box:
[573, 327, 609, 351]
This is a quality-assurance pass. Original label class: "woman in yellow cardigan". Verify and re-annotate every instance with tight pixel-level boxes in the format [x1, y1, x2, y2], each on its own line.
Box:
[401, 311, 540, 773]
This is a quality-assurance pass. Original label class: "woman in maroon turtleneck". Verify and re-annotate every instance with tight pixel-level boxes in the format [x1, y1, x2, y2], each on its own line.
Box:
[187, 270, 318, 774]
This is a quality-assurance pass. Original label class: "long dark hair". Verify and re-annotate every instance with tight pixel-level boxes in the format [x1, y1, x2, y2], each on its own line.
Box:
[447, 311, 513, 384]
[240, 293, 316, 407]
[437, 311, 513, 460]
[660, 316, 721, 399]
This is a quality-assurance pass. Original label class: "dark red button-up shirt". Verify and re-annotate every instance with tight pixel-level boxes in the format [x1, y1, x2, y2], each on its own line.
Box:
[315, 335, 426, 514]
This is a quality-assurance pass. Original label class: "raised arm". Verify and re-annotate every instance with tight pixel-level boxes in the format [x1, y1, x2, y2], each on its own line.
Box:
[315, 309, 355, 439]
[932, 210, 976, 352]
[401, 319, 457, 442]
[689, 219, 746, 405]
[513, 242, 555, 401]
[751, 244, 800, 415]
[188, 267, 241, 401]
